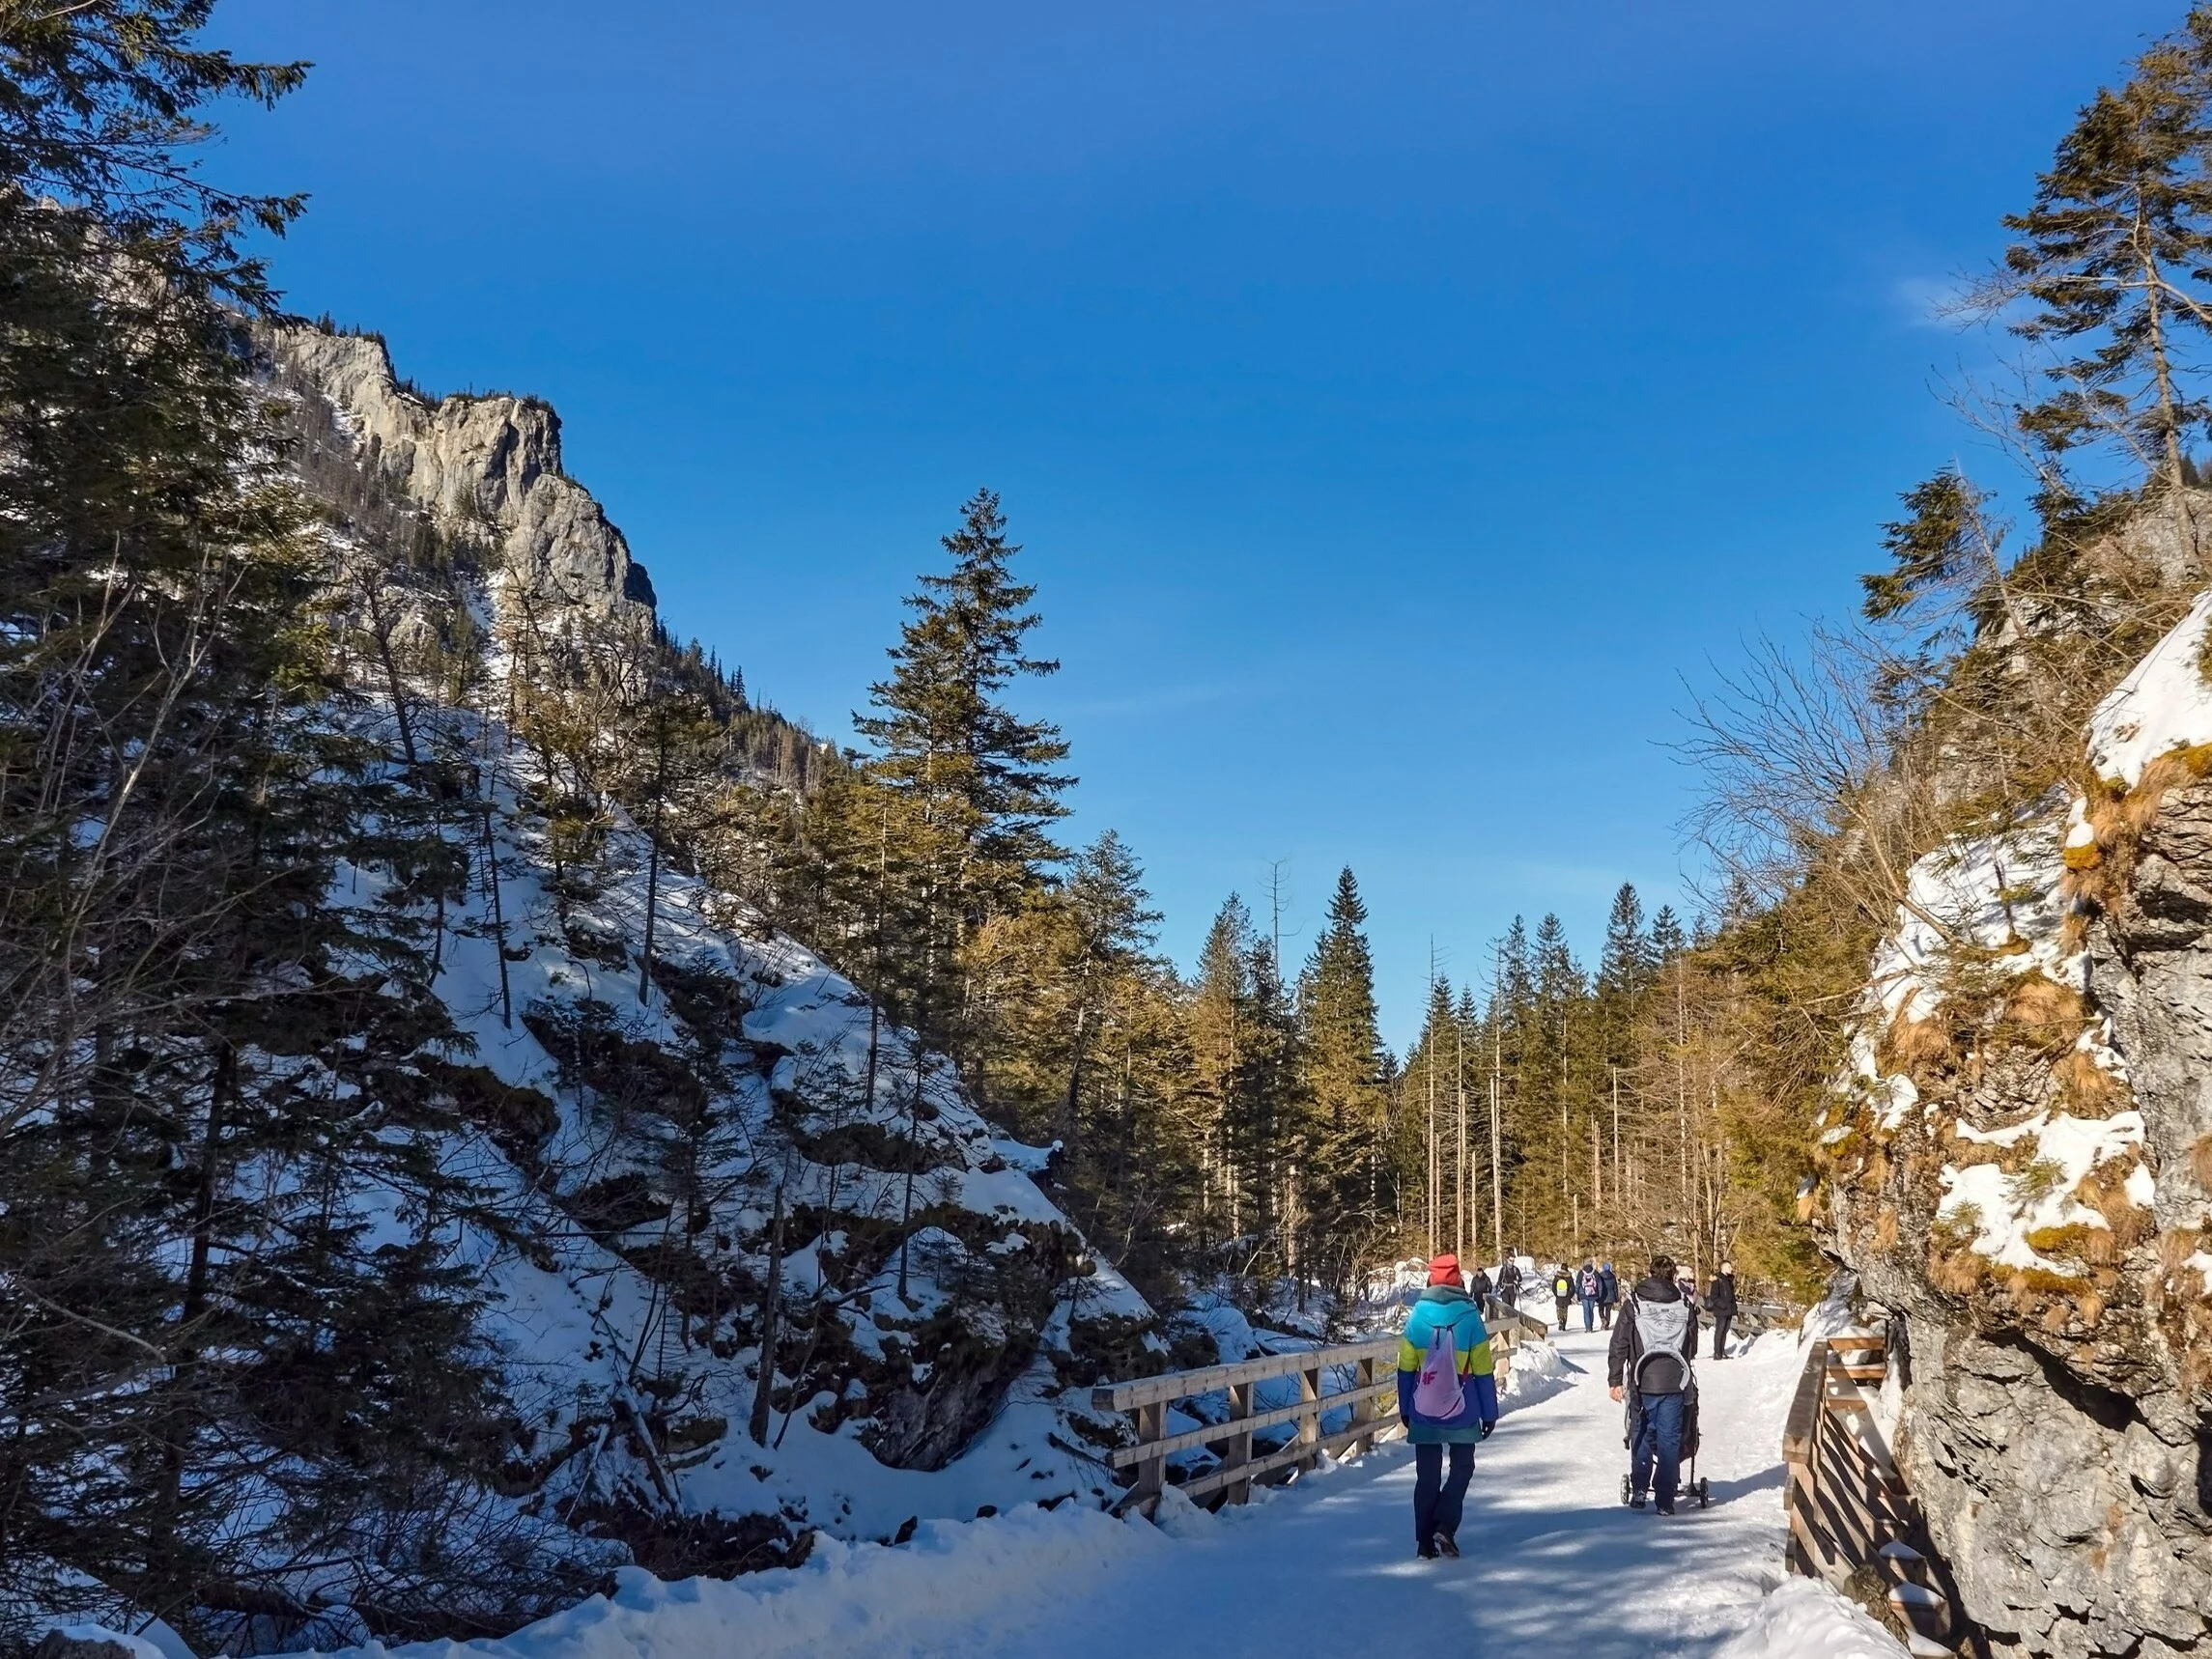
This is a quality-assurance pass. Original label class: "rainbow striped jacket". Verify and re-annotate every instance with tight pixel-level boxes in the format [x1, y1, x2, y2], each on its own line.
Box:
[1396, 1286, 1500, 1445]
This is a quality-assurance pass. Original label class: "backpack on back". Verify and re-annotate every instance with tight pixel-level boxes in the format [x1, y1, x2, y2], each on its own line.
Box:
[1411, 1322, 1466, 1419]
[1629, 1295, 1692, 1394]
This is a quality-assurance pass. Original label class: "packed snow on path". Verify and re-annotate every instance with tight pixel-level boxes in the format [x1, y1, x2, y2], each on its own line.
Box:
[302, 1326, 1904, 1659]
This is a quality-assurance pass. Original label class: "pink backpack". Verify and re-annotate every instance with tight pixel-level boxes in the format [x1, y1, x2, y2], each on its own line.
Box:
[1412, 1324, 1465, 1419]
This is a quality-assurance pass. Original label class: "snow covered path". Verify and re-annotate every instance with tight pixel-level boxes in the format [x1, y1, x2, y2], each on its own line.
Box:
[971, 1323, 1812, 1659]
[329, 1323, 1911, 1659]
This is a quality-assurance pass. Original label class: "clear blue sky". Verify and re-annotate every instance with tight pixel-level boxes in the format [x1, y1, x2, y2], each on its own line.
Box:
[211, 0, 2177, 1048]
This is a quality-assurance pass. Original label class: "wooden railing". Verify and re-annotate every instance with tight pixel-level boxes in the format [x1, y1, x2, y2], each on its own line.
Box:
[1092, 1302, 1547, 1517]
[1781, 1332, 1963, 1654]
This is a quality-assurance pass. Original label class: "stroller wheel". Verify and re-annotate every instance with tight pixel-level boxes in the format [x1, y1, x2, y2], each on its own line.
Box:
[1619, 1475, 1631, 1505]
[1697, 1477, 1711, 1509]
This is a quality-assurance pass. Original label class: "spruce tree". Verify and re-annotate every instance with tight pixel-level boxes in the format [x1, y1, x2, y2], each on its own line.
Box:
[1295, 868, 1388, 1281]
[1986, 11, 2212, 519]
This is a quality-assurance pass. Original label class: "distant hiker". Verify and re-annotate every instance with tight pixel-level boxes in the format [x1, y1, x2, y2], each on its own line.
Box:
[1707, 1262, 1738, 1360]
[1607, 1253, 1696, 1514]
[1398, 1252, 1500, 1560]
[1577, 1260, 1601, 1332]
[1466, 1263, 1495, 1320]
[1598, 1260, 1620, 1330]
[1497, 1258, 1522, 1310]
[1550, 1265, 1574, 1331]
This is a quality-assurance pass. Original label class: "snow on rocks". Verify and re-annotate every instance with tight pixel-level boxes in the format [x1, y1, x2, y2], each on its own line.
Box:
[2087, 587, 2212, 787]
[1938, 1111, 2145, 1271]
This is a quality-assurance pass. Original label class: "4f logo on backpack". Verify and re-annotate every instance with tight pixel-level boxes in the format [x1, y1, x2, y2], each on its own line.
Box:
[1412, 1325, 1465, 1419]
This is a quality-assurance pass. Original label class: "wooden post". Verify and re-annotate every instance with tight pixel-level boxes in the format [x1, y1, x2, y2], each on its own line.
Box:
[1297, 1365, 1322, 1471]
[1348, 1357, 1376, 1458]
[1223, 1380, 1254, 1505]
[1133, 1400, 1167, 1510]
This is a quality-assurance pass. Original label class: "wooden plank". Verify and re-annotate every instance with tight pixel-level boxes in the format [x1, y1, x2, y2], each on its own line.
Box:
[1825, 1334, 1887, 1353]
[1093, 1336, 1397, 1411]
[1105, 1380, 1394, 1469]
[1175, 1415, 1404, 1504]
[1781, 1340, 1827, 1462]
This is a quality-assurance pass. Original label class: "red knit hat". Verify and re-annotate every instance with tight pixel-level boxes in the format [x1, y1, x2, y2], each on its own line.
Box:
[1427, 1252, 1461, 1286]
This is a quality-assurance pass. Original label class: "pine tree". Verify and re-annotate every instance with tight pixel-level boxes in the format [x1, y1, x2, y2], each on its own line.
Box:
[1986, 11, 2212, 520]
[854, 491, 1073, 1060]
[1295, 868, 1388, 1282]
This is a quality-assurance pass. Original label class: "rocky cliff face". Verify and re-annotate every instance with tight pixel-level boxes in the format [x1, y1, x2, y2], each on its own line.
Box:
[1825, 596, 2212, 1658]
[270, 325, 656, 621]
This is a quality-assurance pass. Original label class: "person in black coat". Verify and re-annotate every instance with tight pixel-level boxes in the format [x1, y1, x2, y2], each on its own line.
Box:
[1706, 1263, 1739, 1360]
[1497, 1257, 1522, 1310]
[1607, 1254, 1697, 1512]
[1466, 1264, 1495, 1319]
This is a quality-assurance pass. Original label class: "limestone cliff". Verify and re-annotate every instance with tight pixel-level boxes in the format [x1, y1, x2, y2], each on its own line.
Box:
[1824, 595, 2212, 1657]
[269, 323, 656, 622]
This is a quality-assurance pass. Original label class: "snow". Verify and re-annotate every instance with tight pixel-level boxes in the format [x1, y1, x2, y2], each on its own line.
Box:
[1937, 1110, 2144, 1270]
[1714, 1580, 1911, 1658]
[305, 1323, 1904, 1659]
[2088, 587, 2212, 786]
[1864, 814, 2071, 1031]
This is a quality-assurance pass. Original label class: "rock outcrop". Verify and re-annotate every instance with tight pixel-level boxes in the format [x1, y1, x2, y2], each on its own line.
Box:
[270, 324, 656, 621]
[1824, 598, 2212, 1657]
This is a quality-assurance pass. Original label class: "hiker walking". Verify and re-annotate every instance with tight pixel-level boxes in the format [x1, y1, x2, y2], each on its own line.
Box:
[1550, 1264, 1574, 1331]
[1598, 1260, 1619, 1330]
[1607, 1253, 1697, 1514]
[1466, 1262, 1495, 1321]
[1576, 1260, 1602, 1332]
[1497, 1256, 1522, 1312]
[1397, 1253, 1499, 1560]
[1707, 1262, 1738, 1360]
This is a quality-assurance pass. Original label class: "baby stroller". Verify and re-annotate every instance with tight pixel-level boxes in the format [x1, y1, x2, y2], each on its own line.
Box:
[1617, 1374, 1711, 1509]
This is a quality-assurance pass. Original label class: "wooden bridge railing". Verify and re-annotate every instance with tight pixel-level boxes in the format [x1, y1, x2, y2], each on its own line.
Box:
[1093, 1301, 1549, 1518]
[1781, 1331, 1963, 1653]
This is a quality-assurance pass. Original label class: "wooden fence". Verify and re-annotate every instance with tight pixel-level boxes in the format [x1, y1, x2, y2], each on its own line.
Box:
[1781, 1332, 1963, 1654]
[1092, 1303, 1548, 1517]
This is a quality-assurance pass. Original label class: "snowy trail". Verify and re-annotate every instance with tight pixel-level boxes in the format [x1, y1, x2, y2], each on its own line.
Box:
[329, 1322, 1910, 1659]
[963, 1323, 1807, 1659]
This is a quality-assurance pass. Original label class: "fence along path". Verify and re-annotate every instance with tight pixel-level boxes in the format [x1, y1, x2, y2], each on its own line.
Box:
[1781, 1330, 1969, 1655]
[1092, 1303, 1550, 1517]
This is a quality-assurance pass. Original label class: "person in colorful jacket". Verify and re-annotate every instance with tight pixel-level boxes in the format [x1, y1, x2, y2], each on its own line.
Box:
[1397, 1253, 1500, 1560]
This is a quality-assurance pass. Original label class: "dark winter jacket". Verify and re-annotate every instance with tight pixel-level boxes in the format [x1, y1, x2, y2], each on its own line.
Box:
[1467, 1268, 1494, 1301]
[1706, 1272, 1738, 1318]
[1597, 1265, 1619, 1307]
[1606, 1276, 1696, 1394]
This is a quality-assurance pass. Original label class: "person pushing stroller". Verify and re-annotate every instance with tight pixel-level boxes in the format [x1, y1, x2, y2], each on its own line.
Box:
[1606, 1252, 1699, 1514]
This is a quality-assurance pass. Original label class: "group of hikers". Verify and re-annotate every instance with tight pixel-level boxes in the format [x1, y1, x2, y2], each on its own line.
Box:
[1393, 1249, 1743, 1557]
[1541, 1257, 1739, 1358]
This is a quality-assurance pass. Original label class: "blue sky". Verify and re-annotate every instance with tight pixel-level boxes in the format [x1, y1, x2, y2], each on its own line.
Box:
[212, 0, 2177, 1047]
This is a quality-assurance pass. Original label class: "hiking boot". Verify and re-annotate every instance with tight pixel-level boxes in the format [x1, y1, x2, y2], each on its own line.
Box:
[1417, 1541, 1438, 1561]
[1656, 1499, 1677, 1516]
[1433, 1533, 1460, 1558]
[1629, 1492, 1647, 1510]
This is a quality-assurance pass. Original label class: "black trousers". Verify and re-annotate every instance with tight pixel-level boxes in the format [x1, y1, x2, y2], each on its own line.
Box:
[1712, 1313, 1733, 1359]
[1554, 1298, 1570, 1330]
[1413, 1442, 1475, 1546]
